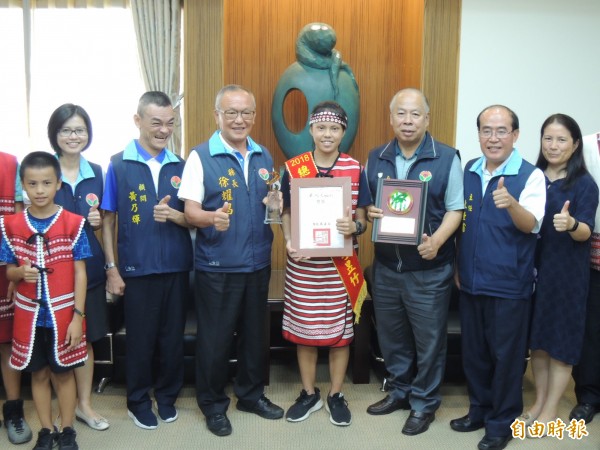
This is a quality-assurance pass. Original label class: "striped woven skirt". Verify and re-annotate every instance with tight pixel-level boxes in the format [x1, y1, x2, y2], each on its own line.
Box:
[282, 255, 353, 348]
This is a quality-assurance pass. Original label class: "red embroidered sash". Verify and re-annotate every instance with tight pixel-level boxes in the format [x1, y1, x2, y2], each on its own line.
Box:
[285, 151, 367, 323]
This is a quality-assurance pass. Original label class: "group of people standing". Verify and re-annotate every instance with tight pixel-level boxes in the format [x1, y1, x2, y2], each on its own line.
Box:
[0, 84, 599, 450]
[361, 92, 600, 450]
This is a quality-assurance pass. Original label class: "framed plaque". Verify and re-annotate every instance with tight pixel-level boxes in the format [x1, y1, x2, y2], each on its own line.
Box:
[372, 178, 428, 245]
[291, 177, 353, 257]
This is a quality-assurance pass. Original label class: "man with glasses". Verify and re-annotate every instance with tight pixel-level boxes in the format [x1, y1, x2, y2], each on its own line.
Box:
[179, 84, 283, 437]
[451, 105, 546, 450]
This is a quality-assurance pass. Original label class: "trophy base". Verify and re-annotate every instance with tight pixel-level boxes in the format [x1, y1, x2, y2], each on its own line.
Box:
[264, 209, 282, 225]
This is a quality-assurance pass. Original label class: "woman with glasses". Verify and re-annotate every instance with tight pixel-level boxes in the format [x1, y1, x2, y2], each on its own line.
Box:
[47, 104, 110, 431]
[280, 101, 369, 427]
[521, 114, 598, 433]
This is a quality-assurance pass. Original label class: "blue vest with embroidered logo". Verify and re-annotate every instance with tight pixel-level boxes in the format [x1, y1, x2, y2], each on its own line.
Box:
[55, 161, 105, 289]
[191, 132, 273, 272]
[459, 156, 537, 299]
[366, 133, 458, 272]
[110, 142, 192, 277]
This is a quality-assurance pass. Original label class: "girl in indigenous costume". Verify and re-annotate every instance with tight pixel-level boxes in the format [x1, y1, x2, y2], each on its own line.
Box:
[281, 101, 369, 426]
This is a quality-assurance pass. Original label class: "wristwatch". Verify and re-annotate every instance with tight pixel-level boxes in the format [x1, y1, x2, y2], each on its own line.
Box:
[353, 220, 364, 236]
[568, 219, 579, 232]
[104, 262, 116, 270]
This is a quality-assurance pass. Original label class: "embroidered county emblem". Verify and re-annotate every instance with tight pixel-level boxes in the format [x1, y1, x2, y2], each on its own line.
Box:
[171, 176, 181, 189]
[258, 168, 270, 181]
[419, 171, 432, 182]
[387, 190, 413, 215]
[85, 193, 99, 207]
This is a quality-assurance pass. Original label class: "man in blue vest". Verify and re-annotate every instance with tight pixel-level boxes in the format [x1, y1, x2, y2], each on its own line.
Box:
[178, 84, 283, 437]
[102, 91, 193, 430]
[451, 105, 546, 450]
[365, 88, 464, 436]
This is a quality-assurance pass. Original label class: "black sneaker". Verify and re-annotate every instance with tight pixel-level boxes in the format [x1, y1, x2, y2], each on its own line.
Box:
[32, 428, 57, 450]
[326, 392, 351, 426]
[3, 399, 33, 444]
[57, 426, 78, 450]
[286, 388, 323, 422]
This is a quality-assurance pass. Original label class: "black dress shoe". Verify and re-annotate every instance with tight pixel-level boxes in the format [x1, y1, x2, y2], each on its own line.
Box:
[569, 403, 597, 423]
[401, 410, 435, 436]
[477, 434, 512, 450]
[367, 395, 410, 415]
[450, 414, 485, 432]
[237, 395, 284, 420]
[206, 413, 232, 437]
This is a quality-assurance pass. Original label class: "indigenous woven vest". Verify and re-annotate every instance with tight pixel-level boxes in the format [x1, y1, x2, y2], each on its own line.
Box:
[0, 152, 18, 341]
[1, 208, 88, 369]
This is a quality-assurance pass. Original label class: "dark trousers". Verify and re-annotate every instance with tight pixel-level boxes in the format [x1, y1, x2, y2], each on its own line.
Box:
[460, 292, 529, 437]
[124, 273, 187, 413]
[194, 266, 270, 416]
[573, 269, 600, 406]
[372, 260, 453, 413]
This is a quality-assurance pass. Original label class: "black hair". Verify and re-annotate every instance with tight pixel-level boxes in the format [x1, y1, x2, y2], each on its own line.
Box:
[137, 91, 173, 116]
[535, 113, 588, 191]
[20, 151, 62, 181]
[47, 103, 93, 155]
[310, 100, 348, 130]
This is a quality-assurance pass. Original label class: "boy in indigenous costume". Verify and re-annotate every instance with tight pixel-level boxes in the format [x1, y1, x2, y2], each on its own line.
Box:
[281, 101, 369, 427]
[0, 152, 90, 450]
[0, 151, 32, 445]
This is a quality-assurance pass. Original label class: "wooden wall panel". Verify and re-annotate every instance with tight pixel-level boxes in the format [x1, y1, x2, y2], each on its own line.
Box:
[222, 0, 425, 270]
[422, 0, 461, 147]
[183, 0, 461, 271]
[183, 0, 223, 154]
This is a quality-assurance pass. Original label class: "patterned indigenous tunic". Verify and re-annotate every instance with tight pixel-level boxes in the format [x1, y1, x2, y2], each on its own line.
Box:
[281, 152, 369, 347]
[0, 207, 89, 369]
[0, 152, 18, 343]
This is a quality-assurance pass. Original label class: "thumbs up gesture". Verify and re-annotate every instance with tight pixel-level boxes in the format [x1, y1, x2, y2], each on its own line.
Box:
[417, 233, 439, 260]
[336, 207, 355, 236]
[553, 200, 574, 232]
[214, 202, 231, 232]
[492, 176, 515, 209]
[21, 258, 39, 283]
[87, 203, 101, 228]
[153, 195, 171, 222]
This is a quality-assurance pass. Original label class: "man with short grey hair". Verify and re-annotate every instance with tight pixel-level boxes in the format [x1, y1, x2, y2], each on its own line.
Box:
[179, 84, 283, 437]
[365, 88, 464, 436]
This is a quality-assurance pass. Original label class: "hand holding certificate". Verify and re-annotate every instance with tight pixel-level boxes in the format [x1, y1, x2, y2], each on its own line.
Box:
[290, 177, 353, 257]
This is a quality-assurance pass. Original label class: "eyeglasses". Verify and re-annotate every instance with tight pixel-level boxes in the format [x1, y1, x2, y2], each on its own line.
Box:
[478, 128, 513, 139]
[59, 127, 88, 137]
[216, 109, 255, 121]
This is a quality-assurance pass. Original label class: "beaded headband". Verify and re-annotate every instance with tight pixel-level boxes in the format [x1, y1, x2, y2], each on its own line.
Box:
[309, 111, 348, 129]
